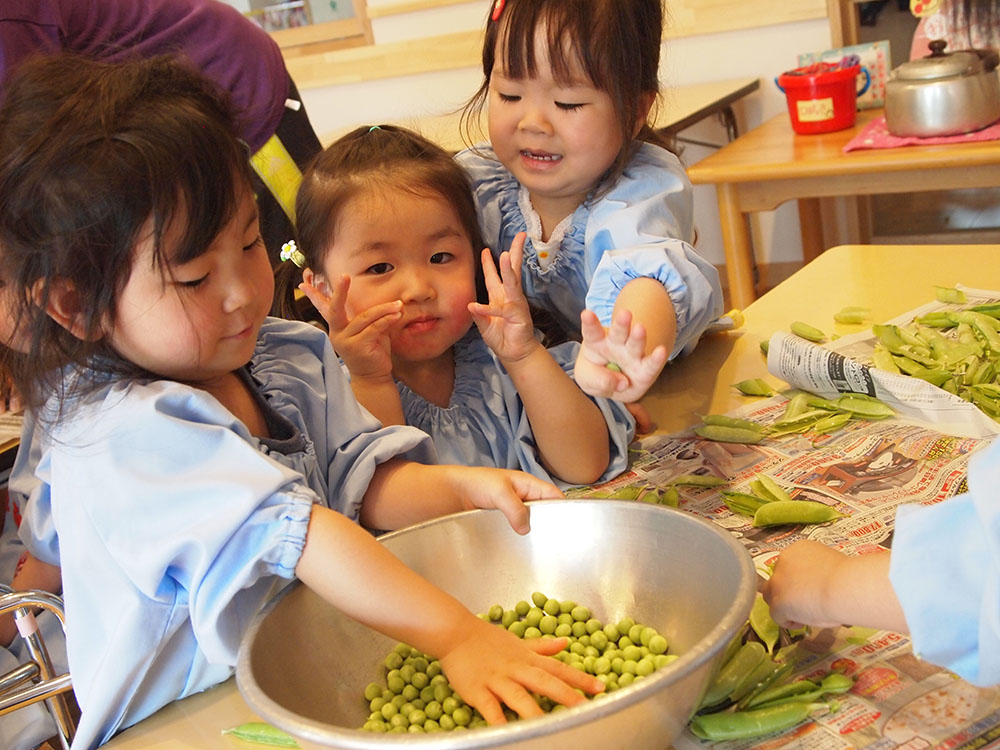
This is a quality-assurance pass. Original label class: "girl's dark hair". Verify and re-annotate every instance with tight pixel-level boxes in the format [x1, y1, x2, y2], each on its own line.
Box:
[0, 54, 253, 410]
[461, 0, 671, 197]
[283, 124, 487, 315]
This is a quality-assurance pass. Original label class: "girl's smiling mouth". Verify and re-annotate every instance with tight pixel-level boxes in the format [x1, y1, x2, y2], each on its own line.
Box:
[403, 316, 438, 332]
[520, 150, 563, 166]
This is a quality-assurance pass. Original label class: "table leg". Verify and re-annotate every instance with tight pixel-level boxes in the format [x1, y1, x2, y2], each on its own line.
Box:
[716, 182, 756, 309]
[798, 198, 824, 264]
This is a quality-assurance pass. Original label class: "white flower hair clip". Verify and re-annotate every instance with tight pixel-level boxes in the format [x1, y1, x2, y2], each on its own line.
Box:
[280, 240, 305, 268]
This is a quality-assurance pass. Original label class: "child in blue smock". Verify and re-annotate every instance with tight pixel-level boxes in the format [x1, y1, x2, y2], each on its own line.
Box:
[764, 437, 1000, 686]
[294, 125, 634, 489]
[456, 0, 724, 409]
[0, 55, 603, 749]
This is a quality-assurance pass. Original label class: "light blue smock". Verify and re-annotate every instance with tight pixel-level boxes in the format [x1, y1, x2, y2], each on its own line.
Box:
[15, 318, 434, 749]
[890, 439, 1000, 686]
[456, 141, 724, 359]
[397, 332, 635, 489]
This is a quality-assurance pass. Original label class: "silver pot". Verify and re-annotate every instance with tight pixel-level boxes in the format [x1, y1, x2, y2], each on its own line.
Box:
[885, 40, 1000, 137]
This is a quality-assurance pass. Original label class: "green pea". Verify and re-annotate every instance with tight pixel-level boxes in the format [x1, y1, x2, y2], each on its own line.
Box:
[571, 621, 588, 637]
[386, 674, 405, 694]
[380, 702, 398, 720]
[590, 630, 609, 651]
[543, 598, 561, 615]
[602, 624, 619, 641]
[571, 605, 591, 622]
[487, 604, 503, 621]
[531, 592, 548, 608]
[432, 683, 451, 703]
[390, 694, 406, 709]
[441, 696, 459, 715]
[508, 621, 526, 638]
[501, 609, 518, 628]
[411, 672, 429, 690]
[623, 645, 642, 662]
[514, 600, 531, 616]
[539, 615, 558, 635]
[605, 361, 623, 373]
[364, 682, 382, 702]
[639, 627, 657, 646]
[611, 657, 625, 674]
[585, 618, 603, 634]
[636, 657, 656, 677]
[617, 636, 633, 650]
[393, 643, 411, 657]
[419, 686, 435, 703]
[618, 672, 635, 687]
[384, 652, 403, 670]
[423, 719, 440, 732]
[557, 612, 574, 626]
[524, 626, 542, 639]
[424, 700, 443, 720]
[369, 696, 386, 713]
[452, 707, 472, 727]
[648, 634, 668, 655]
[524, 609, 544, 628]
[401, 684, 419, 702]
[627, 624, 644, 643]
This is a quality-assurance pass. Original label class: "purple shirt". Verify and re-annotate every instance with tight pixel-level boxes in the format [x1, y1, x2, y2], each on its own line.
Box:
[0, 0, 287, 151]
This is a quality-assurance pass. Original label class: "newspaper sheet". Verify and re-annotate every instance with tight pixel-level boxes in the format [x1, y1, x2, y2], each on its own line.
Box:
[568, 290, 1000, 749]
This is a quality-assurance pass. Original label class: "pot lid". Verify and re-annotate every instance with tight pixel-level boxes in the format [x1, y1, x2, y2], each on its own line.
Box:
[893, 39, 984, 81]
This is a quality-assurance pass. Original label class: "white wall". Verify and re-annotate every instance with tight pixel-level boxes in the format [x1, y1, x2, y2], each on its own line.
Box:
[295, 16, 833, 269]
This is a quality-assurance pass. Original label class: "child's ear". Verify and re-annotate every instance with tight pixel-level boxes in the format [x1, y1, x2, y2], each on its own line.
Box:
[36, 278, 100, 341]
[635, 92, 657, 137]
[302, 267, 332, 297]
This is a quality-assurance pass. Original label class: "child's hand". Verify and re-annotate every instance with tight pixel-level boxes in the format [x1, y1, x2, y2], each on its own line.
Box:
[449, 465, 562, 535]
[299, 272, 401, 383]
[468, 234, 539, 364]
[575, 309, 668, 403]
[762, 540, 849, 628]
[439, 616, 603, 724]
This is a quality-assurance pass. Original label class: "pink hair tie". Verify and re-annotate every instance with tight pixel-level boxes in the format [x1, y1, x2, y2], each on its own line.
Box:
[491, 0, 505, 22]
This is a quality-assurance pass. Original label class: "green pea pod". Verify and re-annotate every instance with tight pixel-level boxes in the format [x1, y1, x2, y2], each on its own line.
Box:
[753, 500, 844, 527]
[722, 491, 769, 516]
[669, 474, 728, 487]
[701, 414, 765, 432]
[781, 392, 811, 420]
[223, 722, 300, 747]
[746, 678, 818, 709]
[608, 485, 642, 500]
[730, 654, 780, 703]
[735, 378, 774, 397]
[934, 285, 967, 304]
[736, 661, 794, 710]
[760, 339, 770, 356]
[660, 485, 680, 507]
[699, 642, 767, 710]
[689, 702, 825, 741]
[970, 303, 1000, 318]
[695, 424, 764, 444]
[804, 395, 839, 411]
[872, 323, 908, 353]
[810, 412, 852, 435]
[835, 395, 895, 419]
[915, 311, 958, 327]
[833, 306, 870, 324]
[871, 344, 901, 374]
[790, 321, 826, 343]
[749, 594, 780, 654]
[754, 474, 793, 503]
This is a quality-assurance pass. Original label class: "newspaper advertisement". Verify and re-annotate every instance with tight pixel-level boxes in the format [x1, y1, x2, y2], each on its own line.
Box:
[568, 289, 1000, 748]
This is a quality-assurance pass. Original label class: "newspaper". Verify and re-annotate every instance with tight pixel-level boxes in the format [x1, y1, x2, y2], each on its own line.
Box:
[567, 290, 1000, 748]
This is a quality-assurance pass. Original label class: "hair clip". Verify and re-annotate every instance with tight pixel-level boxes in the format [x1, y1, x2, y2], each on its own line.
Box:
[368, 125, 382, 133]
[491, 0, 505, 22]
[279, 240, 305, 268]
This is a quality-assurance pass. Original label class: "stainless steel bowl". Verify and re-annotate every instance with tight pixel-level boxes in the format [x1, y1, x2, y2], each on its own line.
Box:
[236, 500, 756, 750]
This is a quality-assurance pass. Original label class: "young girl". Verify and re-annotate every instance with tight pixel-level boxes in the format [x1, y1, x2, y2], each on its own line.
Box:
[456, 0, 725, 406]
[294, 125, 634, 488]
[0, 55, 603, 748]
[763, 438, 1000, 686]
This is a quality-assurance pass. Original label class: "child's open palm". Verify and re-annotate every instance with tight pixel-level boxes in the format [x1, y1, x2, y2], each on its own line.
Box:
[469, 233, 538, 364]
[575, 308, 668, 403]
[300, 271, 401, 383]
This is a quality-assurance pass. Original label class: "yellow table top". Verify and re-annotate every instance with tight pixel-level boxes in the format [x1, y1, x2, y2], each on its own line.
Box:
[103, 243, 1000, 748]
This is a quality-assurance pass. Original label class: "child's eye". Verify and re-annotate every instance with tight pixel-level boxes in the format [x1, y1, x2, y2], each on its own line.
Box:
[555, 101, 585, 111]
[178, 275, 208, 289]
[365, 262, 393, 275]
[430, 252, 454, 264]
[497, 93, 520, 103]
[244, 235, 263, 251]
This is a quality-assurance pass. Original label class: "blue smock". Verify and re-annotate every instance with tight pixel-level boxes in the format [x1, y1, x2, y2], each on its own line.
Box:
[15, 318, 433, 748]
[456, 141, 724, 358]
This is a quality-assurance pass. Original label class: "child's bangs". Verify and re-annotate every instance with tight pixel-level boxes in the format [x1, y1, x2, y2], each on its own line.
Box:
[497, 2, 606, 89]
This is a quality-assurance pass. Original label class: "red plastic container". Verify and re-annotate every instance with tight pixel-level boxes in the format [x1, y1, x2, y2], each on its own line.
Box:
[776, 63, 870, 134]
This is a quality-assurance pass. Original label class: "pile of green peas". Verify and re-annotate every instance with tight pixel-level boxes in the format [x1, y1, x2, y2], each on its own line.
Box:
[360, 592, 677, 734]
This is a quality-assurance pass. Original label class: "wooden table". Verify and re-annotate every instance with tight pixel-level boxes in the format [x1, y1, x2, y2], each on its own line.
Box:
[686, 108, 1000, 309]
[98, 243, 999, 748]
[320, 77, 760, 151]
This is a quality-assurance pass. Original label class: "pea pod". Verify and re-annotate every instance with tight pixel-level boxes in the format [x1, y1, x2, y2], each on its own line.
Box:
[660, 485, 680, 507]
[689, 701, 826, 741]
[695, 424, 764, 444]
[833, 306, 870, 325]
[749, 594, 780, 654]
[223, 722, 300, 747]
[702, 414, 765, 432]
[872, 344, 901, 374]
[753, 499, 844, 527]
[754, 672, 855, 709]
[699, 642, 767, 710]
[835, 395, 895, 419]
[730, 654, 781, 703]
[735, 378, 774, 397]
[669, 474, 727, 487]
[790, 321, 826, 343]
[810, 412, 852, 434]
[746, 678, 819, 709]
[754, 474, 793, 503]
[722, 491, 769, 517]
[934, 286, 967, 304]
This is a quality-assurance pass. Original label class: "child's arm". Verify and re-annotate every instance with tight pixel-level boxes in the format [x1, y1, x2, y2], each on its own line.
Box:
[0, 552, 62, 647]
[297, 504, 604, 723]
[359, 459, 561, 534]
[762, 540, 907, 632]
[574, 306, 669, 404]
[469, 236, 612, 485]
[299, 271, 405, 426]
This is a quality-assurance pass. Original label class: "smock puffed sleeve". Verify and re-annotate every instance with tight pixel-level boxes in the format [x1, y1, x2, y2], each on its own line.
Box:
[583, 143, 724, 359]
[889, 441, 1000, 685]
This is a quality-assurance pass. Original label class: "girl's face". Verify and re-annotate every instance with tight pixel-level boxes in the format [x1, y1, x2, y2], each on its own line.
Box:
[104, 187, 274, 385]
[317, 188, 477, 364]
[487, 29, 623, 217]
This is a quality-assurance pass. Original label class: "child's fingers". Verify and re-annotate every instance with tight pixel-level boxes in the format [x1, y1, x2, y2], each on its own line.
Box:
[489, 678, 544, 721]
[495, 495, 531, 536]
[342, 300, 403, 336]
[607, 308, 634, 348]
[579, 309, 607, 345]
[480, 248, 502, 297]
[507, 232, 526, 286]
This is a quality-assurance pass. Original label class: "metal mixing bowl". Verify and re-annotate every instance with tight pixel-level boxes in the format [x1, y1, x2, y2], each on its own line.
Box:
[236, 500, 756, 749]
